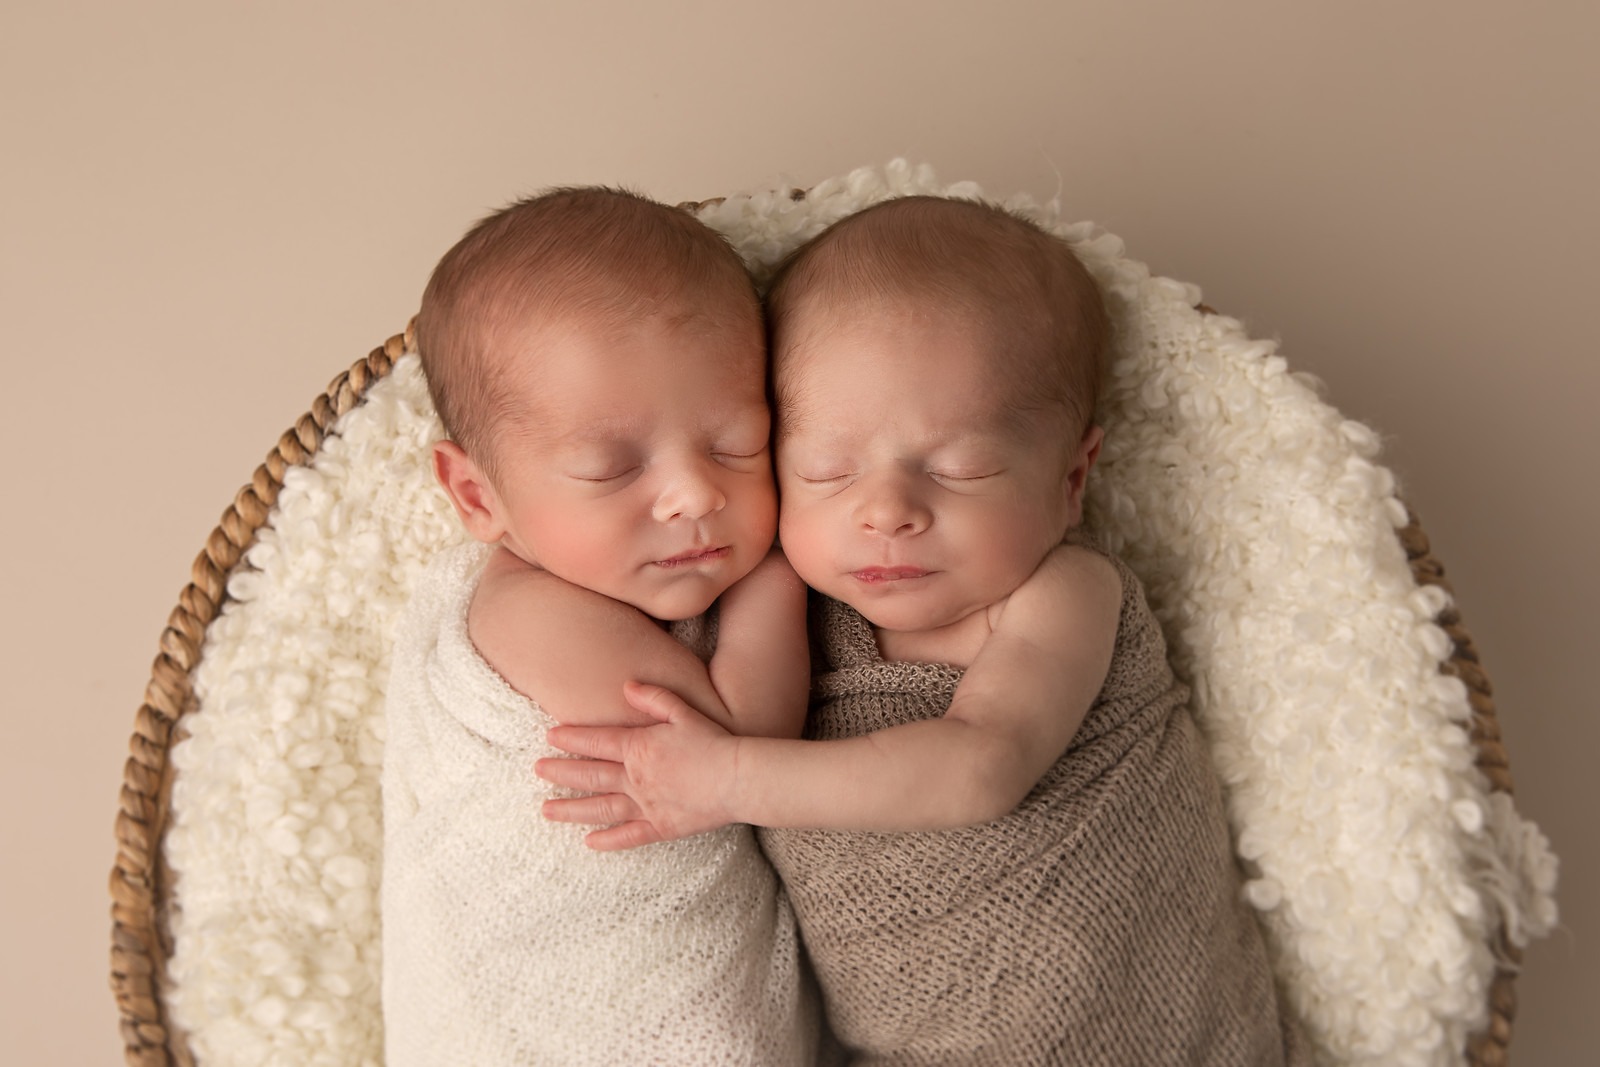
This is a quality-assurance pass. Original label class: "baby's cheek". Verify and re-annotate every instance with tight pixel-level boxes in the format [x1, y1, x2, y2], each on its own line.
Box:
[734, 477, 779, 543]
[777, 507, 833, 587]
[532, 514, 631, 579]
[986, 516, 1060, 587]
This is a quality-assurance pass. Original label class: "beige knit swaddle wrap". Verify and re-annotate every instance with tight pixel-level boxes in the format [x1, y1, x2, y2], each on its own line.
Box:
[382, 542, 818, 1066]
[760, 541, 1306, 1066]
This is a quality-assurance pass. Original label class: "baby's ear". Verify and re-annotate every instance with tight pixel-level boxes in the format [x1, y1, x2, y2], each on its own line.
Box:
[1061, 425, 1105, 525]
[433, 440, 507, 544]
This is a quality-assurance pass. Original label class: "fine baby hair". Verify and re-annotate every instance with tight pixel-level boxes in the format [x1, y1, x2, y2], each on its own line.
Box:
[767, 193, 1111, 439]
[416, 186, 762, 475]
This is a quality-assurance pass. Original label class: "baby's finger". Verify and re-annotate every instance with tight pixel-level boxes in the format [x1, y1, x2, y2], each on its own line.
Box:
[545, 724, 629, 760]
[534, 756, 627, 794]
[584, 820, 664, 852]
[622, 681, 693, 722]
[541, 793, 640, 827]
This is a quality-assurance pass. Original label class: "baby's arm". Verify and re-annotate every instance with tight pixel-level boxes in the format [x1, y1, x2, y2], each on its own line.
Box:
[539, 544, 1120, 847]
[471, 548, 803, 738]
[703, 547, 810, 740]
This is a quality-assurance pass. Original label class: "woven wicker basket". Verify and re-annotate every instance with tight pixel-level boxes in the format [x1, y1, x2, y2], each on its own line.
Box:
[108, 225, 1526, 1067]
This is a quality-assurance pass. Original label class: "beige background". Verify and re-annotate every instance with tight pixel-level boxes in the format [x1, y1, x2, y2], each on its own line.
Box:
[3, 1, 1593, 1062]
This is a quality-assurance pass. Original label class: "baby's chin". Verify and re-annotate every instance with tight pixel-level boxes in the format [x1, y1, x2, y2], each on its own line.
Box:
[625, 574, 744, 624]
[840, 596, 967, 636]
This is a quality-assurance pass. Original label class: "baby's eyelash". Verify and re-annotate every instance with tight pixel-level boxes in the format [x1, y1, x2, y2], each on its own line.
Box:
[713, 451, 766, 472]
[571, 467, 639, 483]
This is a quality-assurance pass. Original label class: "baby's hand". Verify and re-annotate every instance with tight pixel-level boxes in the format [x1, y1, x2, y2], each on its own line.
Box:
[536, 681, 742, 850]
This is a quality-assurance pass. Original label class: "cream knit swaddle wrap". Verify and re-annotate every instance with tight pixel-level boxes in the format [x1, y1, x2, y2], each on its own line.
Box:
[381, 542, 818, 1066]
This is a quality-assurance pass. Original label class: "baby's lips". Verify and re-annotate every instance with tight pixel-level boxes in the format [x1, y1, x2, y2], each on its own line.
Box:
[653, 545, 731, 567]
[851, 566, 930, 583]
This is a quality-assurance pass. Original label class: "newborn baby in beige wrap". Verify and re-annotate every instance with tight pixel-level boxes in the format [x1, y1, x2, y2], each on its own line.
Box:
[542, 195, 1308, 1065]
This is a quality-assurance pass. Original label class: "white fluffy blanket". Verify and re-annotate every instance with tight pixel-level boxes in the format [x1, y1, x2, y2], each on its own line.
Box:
[164, 160, 1557, 1066]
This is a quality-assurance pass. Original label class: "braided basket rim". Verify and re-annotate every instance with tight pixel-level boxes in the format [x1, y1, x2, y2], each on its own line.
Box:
[109, 310, 1523, 1067]
[110, 325, 408, 1067]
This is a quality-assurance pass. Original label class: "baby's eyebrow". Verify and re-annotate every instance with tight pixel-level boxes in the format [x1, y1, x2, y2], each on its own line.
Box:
[532, 407, 771, 450]
[773, 408, 818, 442]
[511, 419, 635, 452]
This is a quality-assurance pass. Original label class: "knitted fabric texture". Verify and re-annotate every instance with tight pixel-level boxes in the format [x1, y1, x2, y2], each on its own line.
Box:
[382, 542, 817, 1066]
[760, 545, 1307, 1066]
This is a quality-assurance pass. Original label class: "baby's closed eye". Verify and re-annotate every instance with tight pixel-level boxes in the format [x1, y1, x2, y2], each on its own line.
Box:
[570, 465, 641, 484]
[793, 469, 856, 484]
[712, 447, 768, 470]
[928, 468, 1001, 483]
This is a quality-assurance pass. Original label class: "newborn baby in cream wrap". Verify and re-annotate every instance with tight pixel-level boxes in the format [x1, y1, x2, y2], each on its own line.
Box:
[381, 187, 817, 1066]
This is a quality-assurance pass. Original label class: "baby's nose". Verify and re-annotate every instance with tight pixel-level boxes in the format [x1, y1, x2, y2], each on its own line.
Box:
[652, 461, 727, 522]
[856, 471, 932, 536]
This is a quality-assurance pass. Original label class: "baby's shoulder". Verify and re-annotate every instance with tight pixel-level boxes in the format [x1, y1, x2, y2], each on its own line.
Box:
[943, 554, 1111, 677]
[1005, 543, 1121, 617]
[468, 552, 638, 673]
[473, 548, 560, 604]
[470, 552, 566, 633]
[974, 545, 1123, 660]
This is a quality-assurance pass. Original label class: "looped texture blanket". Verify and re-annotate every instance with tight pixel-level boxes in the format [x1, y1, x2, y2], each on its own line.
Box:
[160, 161, 1557, 1067]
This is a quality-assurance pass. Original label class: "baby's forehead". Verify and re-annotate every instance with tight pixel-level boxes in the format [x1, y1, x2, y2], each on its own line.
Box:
[778, 366, 1039, 449]
[476, 299, 766, 423]
[483, 293, 752, 367]
[778, 302, 1040, 393]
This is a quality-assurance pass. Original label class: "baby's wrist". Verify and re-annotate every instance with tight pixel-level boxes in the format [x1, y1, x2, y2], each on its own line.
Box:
[721, 735, 753, 826]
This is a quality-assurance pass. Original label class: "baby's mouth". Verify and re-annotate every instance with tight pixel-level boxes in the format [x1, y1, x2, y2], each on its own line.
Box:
[850, 566, 929, 584]
[654, 546, 730, 568]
